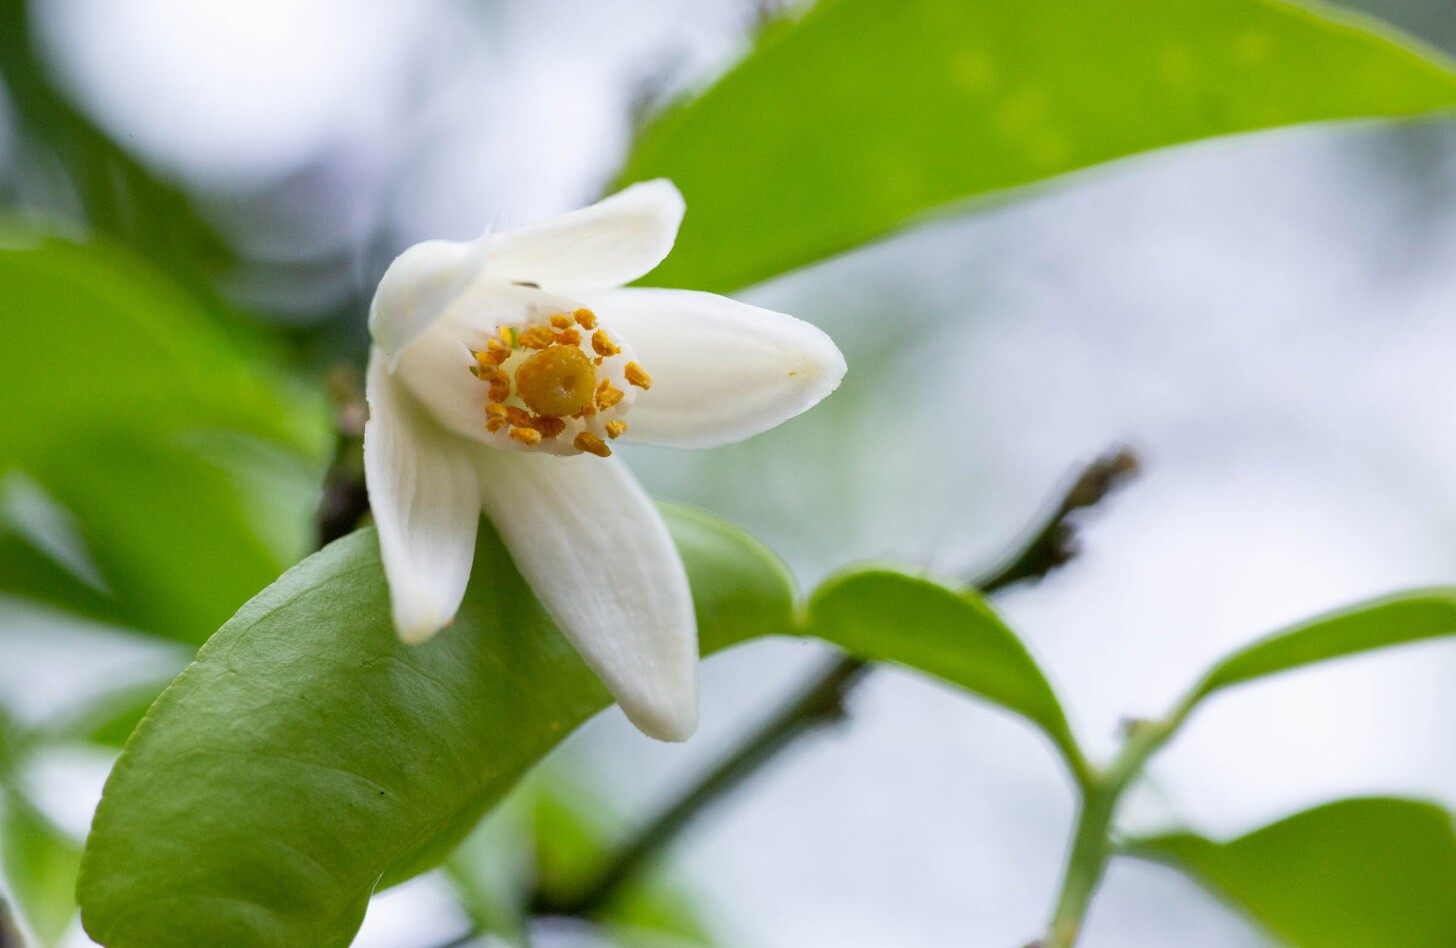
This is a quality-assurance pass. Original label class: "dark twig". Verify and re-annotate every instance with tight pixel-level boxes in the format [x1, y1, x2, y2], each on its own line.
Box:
[315, 366, 371, 548]
[521, 444, 1142, 926]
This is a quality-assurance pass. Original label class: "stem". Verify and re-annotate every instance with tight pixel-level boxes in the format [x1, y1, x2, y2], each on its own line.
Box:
[1042, 689, 1200, 947]
[533, 655, 870, 918]
[529, 446, 1140, 925]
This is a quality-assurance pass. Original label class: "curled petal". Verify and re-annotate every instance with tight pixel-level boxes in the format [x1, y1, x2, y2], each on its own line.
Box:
[486, 180, 685, 292]
[370, 237, 489, 366]
[580, 288, 847, 448]
[472, 449, 698, 741]
[364, 349, 481, 643]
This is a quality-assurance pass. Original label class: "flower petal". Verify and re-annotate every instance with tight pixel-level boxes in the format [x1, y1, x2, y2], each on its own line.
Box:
[472, 449, 698, 741]
[485, 180, 685, 292]
[370, 237, 490, 366]
[364, 348, 482, 643]
[579, 288, 847, 448]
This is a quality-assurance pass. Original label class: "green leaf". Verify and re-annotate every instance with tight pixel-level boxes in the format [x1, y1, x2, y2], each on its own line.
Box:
[624, 0, 1456, 293]
[1, 795, 83, 946]
[1191, 589, 1456, 701]
[0, 233, 331, 641]
[79, 507, 794, 948]
[804, 568, 1083, 777]
[1129, 798, 1456, 948]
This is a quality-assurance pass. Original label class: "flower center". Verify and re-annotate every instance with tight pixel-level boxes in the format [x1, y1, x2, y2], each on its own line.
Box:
[468, 307, 651, 458]
[515, 345, 595, 417]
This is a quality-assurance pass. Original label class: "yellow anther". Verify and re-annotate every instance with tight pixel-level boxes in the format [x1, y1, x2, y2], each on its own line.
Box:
[595, 378, 624, 410]
[573, 308, 597, 329]
[503, 405, 534, 428]
[591, 329, 620, 357]
[509, 426, 542, 446]
[486, 403, 509, 420]
[573, 432, 612, 457]
[553, 328, 581, 346]
[485, 338, 511, 361]
[487, 370, 511, 404]
[515, 345, 597, 418]
[623, 361, 652, 390]
[604, 420, 628, 440]
[518, 326, 555, 350]
[530, 415, 566, 439]
[549, 313, 574, 329]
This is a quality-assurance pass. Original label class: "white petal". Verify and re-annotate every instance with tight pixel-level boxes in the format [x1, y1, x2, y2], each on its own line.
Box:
[364, 349, 481, 643]
[485, 180, 685, 292]
[472, 450, 698, 741]
[579, 288, 847, 448]
[370, 237, 490, 366]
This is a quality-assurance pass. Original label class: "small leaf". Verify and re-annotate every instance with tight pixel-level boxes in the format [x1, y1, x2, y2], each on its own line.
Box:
[624, 0, 1456, 293]
[1129, 797, 1456, 948]
[1192, 590, 1456, 701]
[1, 795, 83, 947]
[804, 567, 1082, 774]
[79, 507, 794, 948]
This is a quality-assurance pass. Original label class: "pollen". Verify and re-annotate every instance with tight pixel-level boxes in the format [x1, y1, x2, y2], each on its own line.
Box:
[553, 328, 581, 346]
[518, 326, 555, 350]
[530, 415, 566, 439]
[573, 308, 597, 330]
[595, 378, 624, 410]
[573, 432, 611, 457]
[549, 313, 574, 329]
[509, 426, 542, 446]
[487, 371, 511, 404]
[591, 329, 620, 357]
[515, 345, 597, 418]
[604, 420, 628, 440]
[623, 361, 652, 390]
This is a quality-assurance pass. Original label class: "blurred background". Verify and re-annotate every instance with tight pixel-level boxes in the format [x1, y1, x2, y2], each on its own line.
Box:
[3, 0, 1456, 945]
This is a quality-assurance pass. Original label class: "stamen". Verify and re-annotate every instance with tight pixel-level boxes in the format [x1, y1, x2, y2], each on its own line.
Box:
[573, 308, 597, 329]
[595, 378, 624, 410]
[530, 415, 566, 439]
[515, 345, 597, 418]
[553, 328, 581, 346]
[518, 326, 554, 350]
[487, 370, 511, 404]
[573, 432, 611, 457]
[591, 329, 620, 357]
[549, 313, 574, 329]
[509, 426, 543, 446]
[604, 420, 628, 440]
[623, 361, 652, 390]
[503, 405, 534, 428]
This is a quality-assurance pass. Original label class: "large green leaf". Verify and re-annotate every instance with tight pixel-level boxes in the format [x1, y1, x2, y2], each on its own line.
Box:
[0, 234, 330, 641]
[1190, 589, 1456, 701]
[78, 507, 796, 948]
[1129, 798, 1456, 947]
[1, 795, 83, 947]
[624, 0, 1456, 293]
[804, 568, 1083, 775]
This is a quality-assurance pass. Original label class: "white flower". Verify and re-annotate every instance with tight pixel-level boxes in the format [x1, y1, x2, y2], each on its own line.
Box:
[364, 179, 845, 741]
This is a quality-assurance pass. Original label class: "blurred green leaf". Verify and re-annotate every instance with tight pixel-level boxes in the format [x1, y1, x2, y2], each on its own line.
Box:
[0, 234, 331, 641]
[79, 507, 792, 948]
[1128, 798, 1456, 948]
[804, 567, 1081, 774]
[625, 0, 1456, 293]
[1, 795, 82, 947]
[447, 775, 717, 946]
[1190, 589, 1456, 702]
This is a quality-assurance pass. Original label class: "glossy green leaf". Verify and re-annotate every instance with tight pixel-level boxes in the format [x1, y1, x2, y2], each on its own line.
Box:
[624, 0, 1456, 293]
[79, 507, 795, 948]
[1129, 798, 1456, 947]
[804, 568, 1082, 774]
[0, 234, 330, 641]
[1, 795, 83, 946]
[1191, 589, 1456, 701]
